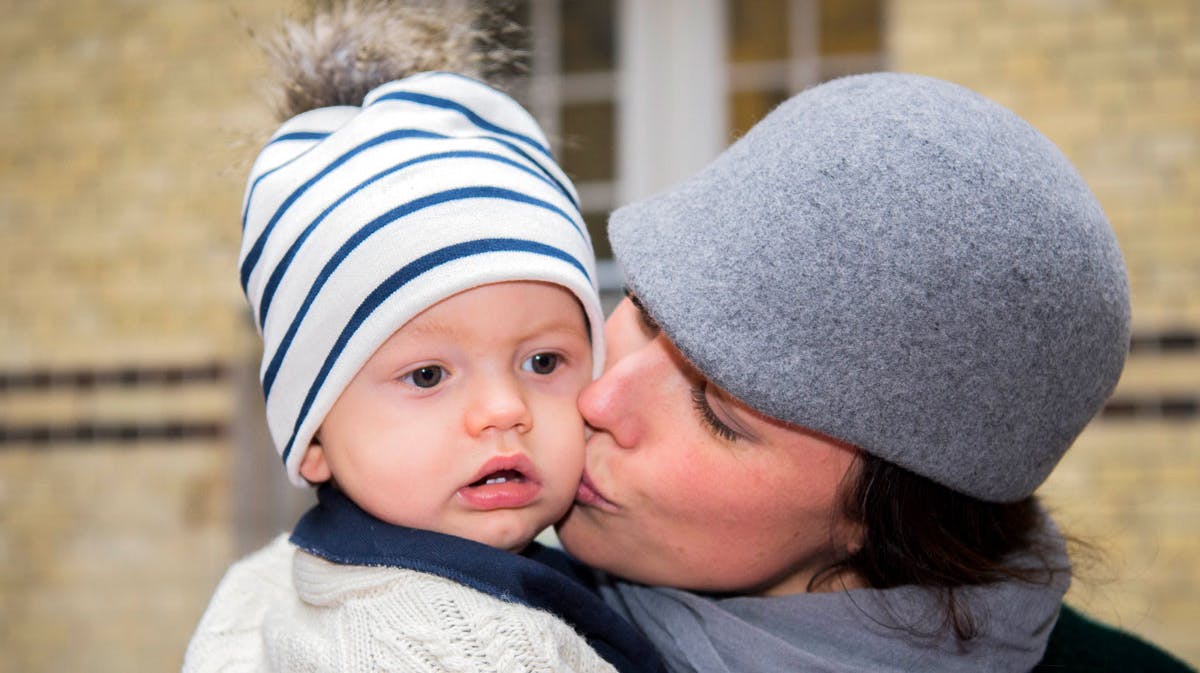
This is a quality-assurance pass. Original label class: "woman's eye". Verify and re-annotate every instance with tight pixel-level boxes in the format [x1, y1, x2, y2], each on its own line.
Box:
[691, 383, 740, 442]
[401, 365, 444, 389]
[522, 353, 559, 375]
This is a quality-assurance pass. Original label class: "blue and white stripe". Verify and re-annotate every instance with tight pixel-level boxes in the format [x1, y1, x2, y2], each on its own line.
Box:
[239, 72, 603, 486]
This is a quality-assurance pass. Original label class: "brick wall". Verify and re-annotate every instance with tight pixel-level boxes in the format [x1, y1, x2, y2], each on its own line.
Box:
[891, 0, 1200, 664]
[0, 0, 289, 670]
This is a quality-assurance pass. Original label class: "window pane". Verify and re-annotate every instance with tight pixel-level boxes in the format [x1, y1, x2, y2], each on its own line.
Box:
[561, 101, 614, 182]
[583, 212, 613, 260]
[729, 89, 789, 141]
[728, 0, 789, 63]
[561, 0, 615, 73]
[819, 0, 882, 56]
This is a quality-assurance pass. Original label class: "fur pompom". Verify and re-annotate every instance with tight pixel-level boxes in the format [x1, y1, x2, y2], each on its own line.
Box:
[262, 0, 525, 120]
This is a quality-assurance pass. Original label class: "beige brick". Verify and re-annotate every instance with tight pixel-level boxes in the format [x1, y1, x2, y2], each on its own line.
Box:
[1148, 5, 1192, 39]
[1085, 10, 1133, 44]
[1148, 74, 1197, 106]
[1117, 354, 1200, 395]
[1182, 35, 1200, 67]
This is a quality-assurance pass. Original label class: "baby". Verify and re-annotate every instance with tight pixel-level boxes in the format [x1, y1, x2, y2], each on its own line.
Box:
[182, 6, 661, 672]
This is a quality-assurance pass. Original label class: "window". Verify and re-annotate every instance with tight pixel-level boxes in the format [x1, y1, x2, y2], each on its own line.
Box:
[729, 0, 885, 139]
[501, 0, 884, 285]
[496, 1, 620, 279]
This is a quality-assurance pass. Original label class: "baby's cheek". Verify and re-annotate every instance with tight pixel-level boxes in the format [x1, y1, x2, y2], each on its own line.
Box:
[550, 394, 588, 436]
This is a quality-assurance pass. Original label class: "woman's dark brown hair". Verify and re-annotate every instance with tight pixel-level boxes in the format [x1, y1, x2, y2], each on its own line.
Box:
[817, 452, 1071, 641]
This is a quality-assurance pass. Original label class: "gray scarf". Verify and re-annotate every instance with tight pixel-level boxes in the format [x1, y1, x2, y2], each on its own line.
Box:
[596, 523, 1069, 673]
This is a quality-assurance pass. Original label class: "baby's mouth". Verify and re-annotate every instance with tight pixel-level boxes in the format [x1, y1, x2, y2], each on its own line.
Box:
[469, 469, 527, 487]
[458, 458, 541, 509]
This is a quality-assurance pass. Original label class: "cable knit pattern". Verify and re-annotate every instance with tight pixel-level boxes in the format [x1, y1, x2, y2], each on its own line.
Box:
[183, 535, 617, 673]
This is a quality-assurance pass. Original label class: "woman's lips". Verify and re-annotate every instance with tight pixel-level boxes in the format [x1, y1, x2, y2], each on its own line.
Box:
[575, 470, 619, 512]
[457, 454, 541, 509]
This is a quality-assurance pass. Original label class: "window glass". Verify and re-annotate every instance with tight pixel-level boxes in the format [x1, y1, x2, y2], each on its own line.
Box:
[561, 98, 615, 258]
[728, 0, 790, 62]
[819, 0, 882, 56]
[730, 89, 789, 142]
[583, 212, 613, 259]
[561, 0, 616, 72]
[561, 101, 614, 183]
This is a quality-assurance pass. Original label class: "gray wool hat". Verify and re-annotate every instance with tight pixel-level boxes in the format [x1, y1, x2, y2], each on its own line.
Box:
[609, 72, 1130, 503]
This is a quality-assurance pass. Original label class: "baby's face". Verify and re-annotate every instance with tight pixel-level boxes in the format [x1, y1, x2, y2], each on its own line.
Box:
[300, 281, 593, 552]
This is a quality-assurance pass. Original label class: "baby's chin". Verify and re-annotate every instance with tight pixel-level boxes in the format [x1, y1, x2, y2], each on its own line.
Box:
[453, 516, 552, 554]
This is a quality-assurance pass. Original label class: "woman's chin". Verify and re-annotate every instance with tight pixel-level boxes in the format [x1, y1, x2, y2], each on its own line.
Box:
[553, 507, 587, 554]
[554, 505, 613, 566]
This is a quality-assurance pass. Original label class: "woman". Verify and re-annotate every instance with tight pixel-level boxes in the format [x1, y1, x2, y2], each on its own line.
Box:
[556, 73, 1193, 672]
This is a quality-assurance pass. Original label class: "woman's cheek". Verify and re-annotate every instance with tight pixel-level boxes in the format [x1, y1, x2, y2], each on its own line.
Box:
[650, 451, 731, 519]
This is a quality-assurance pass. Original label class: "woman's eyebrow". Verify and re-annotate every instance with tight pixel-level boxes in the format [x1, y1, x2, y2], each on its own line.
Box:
[624, 287, 661, 331]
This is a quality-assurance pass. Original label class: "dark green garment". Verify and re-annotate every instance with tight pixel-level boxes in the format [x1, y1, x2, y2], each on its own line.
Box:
[1036, 605, 1195, 672]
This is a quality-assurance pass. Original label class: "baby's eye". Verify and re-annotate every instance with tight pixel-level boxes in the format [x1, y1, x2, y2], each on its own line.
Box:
[522, 353, 559, 375]
[401, 365, 444, 389]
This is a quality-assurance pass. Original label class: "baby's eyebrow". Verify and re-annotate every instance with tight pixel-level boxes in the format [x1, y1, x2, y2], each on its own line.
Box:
[624, 287, 661, 331]
[522, 319, 590, 339]
[399, 317, 465, 339]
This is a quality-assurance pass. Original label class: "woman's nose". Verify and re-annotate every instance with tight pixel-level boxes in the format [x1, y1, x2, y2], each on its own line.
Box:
[579, 298, 659, 448]
[578, 355, 642, 449]
[464, 374, 531, 436]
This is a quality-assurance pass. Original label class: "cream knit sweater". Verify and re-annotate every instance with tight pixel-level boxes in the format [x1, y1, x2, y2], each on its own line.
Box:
[183, 535, 618, 673]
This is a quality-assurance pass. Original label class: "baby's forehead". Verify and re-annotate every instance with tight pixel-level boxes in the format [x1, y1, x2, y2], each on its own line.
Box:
[387, 281, 591, 342]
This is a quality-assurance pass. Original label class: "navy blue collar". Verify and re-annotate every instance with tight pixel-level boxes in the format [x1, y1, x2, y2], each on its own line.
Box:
[291, 484, 665, 673]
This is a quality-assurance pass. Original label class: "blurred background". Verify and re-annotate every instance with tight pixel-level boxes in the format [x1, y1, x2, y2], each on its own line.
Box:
[1, 0, 1197, 670]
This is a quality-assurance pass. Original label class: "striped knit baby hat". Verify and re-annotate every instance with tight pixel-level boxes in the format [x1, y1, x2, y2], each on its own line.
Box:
[241, 7, 602, 486]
